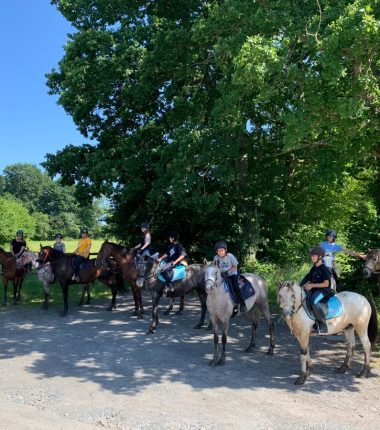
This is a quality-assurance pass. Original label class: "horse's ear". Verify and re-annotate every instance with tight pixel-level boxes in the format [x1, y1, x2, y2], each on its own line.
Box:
[203, 258, 208, 266]
[276, 281, 283, 294]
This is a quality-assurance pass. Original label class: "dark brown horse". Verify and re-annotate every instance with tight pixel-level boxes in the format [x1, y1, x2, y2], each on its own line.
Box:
[0, 248, 35, 306]
[363, 249, 380, 295]
[36, 246, 115, 316]
[95, 240, 144, 318]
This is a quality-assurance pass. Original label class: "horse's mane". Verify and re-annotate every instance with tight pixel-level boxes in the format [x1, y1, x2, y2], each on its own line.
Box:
[41, 246, 65, 260]
[107, 241, 130, 252]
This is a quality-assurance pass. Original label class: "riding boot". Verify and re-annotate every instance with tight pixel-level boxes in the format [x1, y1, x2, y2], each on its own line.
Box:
[232, 285, 247, 315]
[311, 303, 328, 334]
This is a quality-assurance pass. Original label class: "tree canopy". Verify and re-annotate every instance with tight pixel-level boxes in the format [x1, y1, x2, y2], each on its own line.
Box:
[44, 0, 380, 261]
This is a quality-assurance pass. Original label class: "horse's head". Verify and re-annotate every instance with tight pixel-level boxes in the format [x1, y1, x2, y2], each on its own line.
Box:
[204, 262, 221, 294]
[37, 246, 53, 265]
[95, 240, 111, 267]
[363, 249, 380, 279]
[277, 280, 299, 319]
[136, 253, 158, 288]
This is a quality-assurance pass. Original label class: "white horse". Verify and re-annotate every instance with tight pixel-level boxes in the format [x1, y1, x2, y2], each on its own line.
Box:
[277, 280, 378, 385]
[204, 262, 275, 366]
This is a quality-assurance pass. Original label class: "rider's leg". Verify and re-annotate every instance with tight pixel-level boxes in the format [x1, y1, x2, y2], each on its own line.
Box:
[310, 290, 328, 334]
[72, 256, 84, 281]
[161, 269, 174, 293]
[229, 274, 247, 314]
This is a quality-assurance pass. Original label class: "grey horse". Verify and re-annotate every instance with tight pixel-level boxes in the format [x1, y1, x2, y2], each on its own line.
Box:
[135, 255, 207, 333]
[204, 262, 275, 366]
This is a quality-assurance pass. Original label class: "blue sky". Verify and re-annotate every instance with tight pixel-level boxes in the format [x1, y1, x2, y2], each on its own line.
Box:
[0, 1, 90, 173]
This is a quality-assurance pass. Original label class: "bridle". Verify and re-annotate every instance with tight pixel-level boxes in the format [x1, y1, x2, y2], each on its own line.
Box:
[364, 251, 380, 275]
[277, 281, 306, 318]
[204, 265, 221, 293]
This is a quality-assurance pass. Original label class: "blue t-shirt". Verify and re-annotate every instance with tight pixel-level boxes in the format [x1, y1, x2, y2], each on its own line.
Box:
[320, 241, 343, 268]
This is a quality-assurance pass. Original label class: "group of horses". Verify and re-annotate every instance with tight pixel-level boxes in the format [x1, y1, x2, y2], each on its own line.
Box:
[1, 242, 379, 385]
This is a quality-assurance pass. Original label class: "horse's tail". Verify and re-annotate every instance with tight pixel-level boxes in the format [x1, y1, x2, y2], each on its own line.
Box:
[367, 294, 378, 347]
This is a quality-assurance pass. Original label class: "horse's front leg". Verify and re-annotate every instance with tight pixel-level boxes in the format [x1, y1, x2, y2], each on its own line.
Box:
[86, 283, 91, 304]
[107, 285, 117, 311]
[175, 295, 185, 315]
[217, 320, 229, 366]
[147, 292, 162, 334]
[294, 334, 310, 385]
[60, 283, 69, 316]
[194, 290, 207, 329]
[78, 284, 86, 306]
[164, 297, 174, 315]
[337, 326, 355, 374]
[13, 279, 19, 305]
[16, 277, 23, 302]
[42, 282, 49, 310]
[209, 318, 219, 367]
[2, 277, 8, 306]
[130, 280, 144, 318]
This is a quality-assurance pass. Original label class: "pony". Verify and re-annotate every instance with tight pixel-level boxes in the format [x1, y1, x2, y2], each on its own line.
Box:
[37, 246, 111, 316]
[135, 254, 208, 334]
[204, 262, 275, 366]
[277, 280, 378, 385]
[363, 249, 380, 295]
[33, 257, 123, 311]
[95, 240, 144, 318]
[0, 248, 36, 306]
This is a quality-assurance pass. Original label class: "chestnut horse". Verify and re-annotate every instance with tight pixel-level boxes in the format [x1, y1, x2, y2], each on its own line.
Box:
[0, 248, 36, 306]
[95, 240, 144, 318]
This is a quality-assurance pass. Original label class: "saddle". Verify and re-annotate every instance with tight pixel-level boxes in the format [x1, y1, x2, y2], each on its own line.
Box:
[69, 256, 94, 271]
[223, 275, 255, 305]
[303, 296, 343, 321]
[157, 260, 186, 283]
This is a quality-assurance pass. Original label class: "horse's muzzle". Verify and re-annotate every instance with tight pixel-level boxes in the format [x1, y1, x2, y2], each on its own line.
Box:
[363, 268, 372, 279]
[205, 280, 215, 294]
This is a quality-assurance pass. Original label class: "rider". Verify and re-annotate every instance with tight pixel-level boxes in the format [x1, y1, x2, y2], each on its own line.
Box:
[133, 222, 152, 258]
[72, 228, 92, 282]
[300, 246, 334, 335]
[157, 231, 187, 293]
[213, 241, 247, 315]
[10, 230, 27, 260]
[53, 233, 66, 254]
[320, 229, 366, 283]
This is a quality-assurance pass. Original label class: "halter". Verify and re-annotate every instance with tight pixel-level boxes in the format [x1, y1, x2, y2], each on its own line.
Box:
[364, 252, 380, 275]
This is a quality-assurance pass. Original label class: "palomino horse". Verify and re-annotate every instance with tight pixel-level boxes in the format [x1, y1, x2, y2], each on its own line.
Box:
[135, 254, 185, 316]
[95, 240, 144, 318]
[37, 246, 110, 316]
[204, 262, 275, 366]
[277, 280, 378, 385]
[0, 248, 36, 306]
[136, 255, 207, 334]
[363, 249, 380, 295]
[33, 257, 123, 311]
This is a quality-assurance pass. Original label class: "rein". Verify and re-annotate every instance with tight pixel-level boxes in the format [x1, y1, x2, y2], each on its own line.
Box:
[277, 282, 307, 333]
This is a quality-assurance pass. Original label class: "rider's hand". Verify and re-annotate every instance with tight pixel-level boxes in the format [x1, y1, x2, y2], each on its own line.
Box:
[303, 283, 313, 291]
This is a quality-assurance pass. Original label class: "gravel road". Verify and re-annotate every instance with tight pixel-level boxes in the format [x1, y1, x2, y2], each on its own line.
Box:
[0, 292, 379, 430]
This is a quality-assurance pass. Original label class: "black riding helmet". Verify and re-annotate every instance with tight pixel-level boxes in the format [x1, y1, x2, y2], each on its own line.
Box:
[80, 227, 89, 235]
[55, 233, 63, 239]
[309, 246, 325, 258]
[215, 241, 228, 252]
[326, 229, 337, 239]
[140, 222, 149, 229]
[168, 231, 179, 241]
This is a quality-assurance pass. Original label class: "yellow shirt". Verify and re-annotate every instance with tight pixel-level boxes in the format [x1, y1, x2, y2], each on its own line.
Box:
[76, 237, 92, 258]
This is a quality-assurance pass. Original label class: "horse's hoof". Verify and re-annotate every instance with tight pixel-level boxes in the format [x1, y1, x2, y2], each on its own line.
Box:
[60, 311, 68, 317]
[294, 374, 307, 385]
[357, 368, 370, 378]
[106, 306, 113, 311]
[146, 329, 155, 334]
[175, 310, 183, 316]
[193, 323, 203, 329]
[208, 360, 217, 367]
[266, 348, 274, 356]
[245, 346, 254, 353]
[216, 358, 225, 366]
[163, 310, 171, 315]
[336, 365, 349, 374]
[132, 309, 139, 316]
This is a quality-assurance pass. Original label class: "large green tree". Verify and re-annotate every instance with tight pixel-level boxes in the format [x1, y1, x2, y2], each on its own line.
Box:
[45, 0, 380, 260]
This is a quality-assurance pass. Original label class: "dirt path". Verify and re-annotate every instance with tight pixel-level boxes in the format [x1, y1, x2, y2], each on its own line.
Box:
[0, 293, 379, 430]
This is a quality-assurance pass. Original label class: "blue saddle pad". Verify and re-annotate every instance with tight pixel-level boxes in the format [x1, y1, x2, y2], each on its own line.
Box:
[223, 275, 255, 305]
[303, 296, 343, 320]
[157, 263, 186, 283]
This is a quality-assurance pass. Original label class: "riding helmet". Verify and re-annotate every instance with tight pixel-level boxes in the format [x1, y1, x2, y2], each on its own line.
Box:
[309, 246, 325, 257]
[325, 229, 337, 239]
[16, 229, 24, 236]
[140, 222, 149, 229]
[168, 231, 179, 241]
[215, 241, 228, 252]
[55, 233, 63, 239]
[80, 227, 89, 234]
